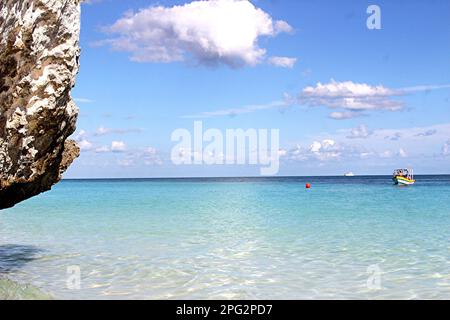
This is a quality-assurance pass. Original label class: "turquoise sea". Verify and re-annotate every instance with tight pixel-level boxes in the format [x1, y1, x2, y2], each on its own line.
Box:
[1, 176, 449, 299]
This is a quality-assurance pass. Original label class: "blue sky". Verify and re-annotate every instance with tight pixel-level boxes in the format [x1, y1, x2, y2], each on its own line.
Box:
[67, 0, 450, 178]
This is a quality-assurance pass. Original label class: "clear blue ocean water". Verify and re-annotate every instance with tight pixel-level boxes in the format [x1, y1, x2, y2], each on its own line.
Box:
[1, 176, 449, 299]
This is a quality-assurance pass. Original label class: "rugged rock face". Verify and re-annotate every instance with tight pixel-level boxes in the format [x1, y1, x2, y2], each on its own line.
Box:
[0, 0, 81, 209]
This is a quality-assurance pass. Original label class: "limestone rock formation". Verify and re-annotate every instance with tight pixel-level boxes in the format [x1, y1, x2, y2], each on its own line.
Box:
[0, 0, 81, 209]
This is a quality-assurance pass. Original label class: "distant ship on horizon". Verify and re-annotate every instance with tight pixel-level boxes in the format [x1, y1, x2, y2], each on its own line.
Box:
[344, 172, 355, 177]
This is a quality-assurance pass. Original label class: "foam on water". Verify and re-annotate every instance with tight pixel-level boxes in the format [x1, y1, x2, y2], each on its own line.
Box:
[1, 176, 450, 299]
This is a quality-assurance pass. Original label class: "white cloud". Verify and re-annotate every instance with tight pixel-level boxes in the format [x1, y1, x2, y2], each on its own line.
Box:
[74, 129, 87, 140]
[143, 147, 163, 165]
[116, 147, 163, 166]
[398, 148, 408, 158]
[95, 126, 143, 136]
[309, 141, 323, 153]
[303, 80, 398, 98]
[283, 123, 450, 170]
[415, 129, 437, 137]
[288, 139, 345, 162]
[101, 0, 293, 67]
[300, 80, 450, 119]
[300, 80, 404, 118]
[95, 126, 110, 136]
[73, 129, 94, 151]
[289, 144, 307, 161]
[360, 151, 375, 159]
[443, 140, 450, 156]
[94, 144, 162, 166]
[278, 149, 288, 157]
[267, 56, 297, 68]
[347, 124, 371, 139]
[329, 111, 360, 120]
[379, 150, 393, 158]
[180, 80, 449, 120]
[95, 146, 110, 153]
[401, 84, 450, 92]
[82, 0, 102, 4]
[111, 141, 127, 152]
[78, 139, 94, 151]
[309, 139, 341, 160]
[385, 132, 402, 141]
[117, 159, 134, 167]
[330, 123, 450, 161]
[274, 20, 293, 34]
[73, 98, 94, 103]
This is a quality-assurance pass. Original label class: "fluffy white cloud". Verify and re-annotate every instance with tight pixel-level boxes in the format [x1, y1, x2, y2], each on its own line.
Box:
[179, 81, 450, 119]
[111, 141, 127, 152]
[78, 139, 94, 151]
[285, 124, 445, 163]
[267, 56, 297, 68]
[309, 141, 322, 153]
[73, 129, 94, 151]
[302, 80, 398, 98]
[326, 122, 450, 161]
[143, 147, 163, 165]
[309, 139, 341, 160]
[102, 0, 293, 67]
[347, 124, 371, 139]
[288, 139, 347, 162]
[94, 144, 163, 166]
[300, 80, 450, 119]
[300, 80, 404, 118]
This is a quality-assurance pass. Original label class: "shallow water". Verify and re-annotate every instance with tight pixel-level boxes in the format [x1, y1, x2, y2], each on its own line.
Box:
[1, 176, 449, 299]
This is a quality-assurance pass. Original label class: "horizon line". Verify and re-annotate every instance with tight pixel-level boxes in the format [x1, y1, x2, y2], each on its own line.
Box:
[62, 173, 450, 180]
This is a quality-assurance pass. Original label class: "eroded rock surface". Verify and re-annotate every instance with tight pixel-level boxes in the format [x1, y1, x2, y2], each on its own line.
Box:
[0, 0, 81, 209]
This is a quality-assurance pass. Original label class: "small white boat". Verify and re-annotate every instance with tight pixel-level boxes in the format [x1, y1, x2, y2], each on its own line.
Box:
[344, 172, 355, 177]
[393, 168, 415, 185]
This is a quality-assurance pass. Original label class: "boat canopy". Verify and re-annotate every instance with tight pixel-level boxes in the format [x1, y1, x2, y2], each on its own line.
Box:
[393, 168, 414, 179]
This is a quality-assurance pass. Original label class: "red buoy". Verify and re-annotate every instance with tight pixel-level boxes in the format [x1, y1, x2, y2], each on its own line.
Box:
[306, 183, 311, 189]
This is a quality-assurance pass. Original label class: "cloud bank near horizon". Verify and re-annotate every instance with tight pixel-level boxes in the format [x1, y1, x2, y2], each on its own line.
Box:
[300, 80, 450, 119]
